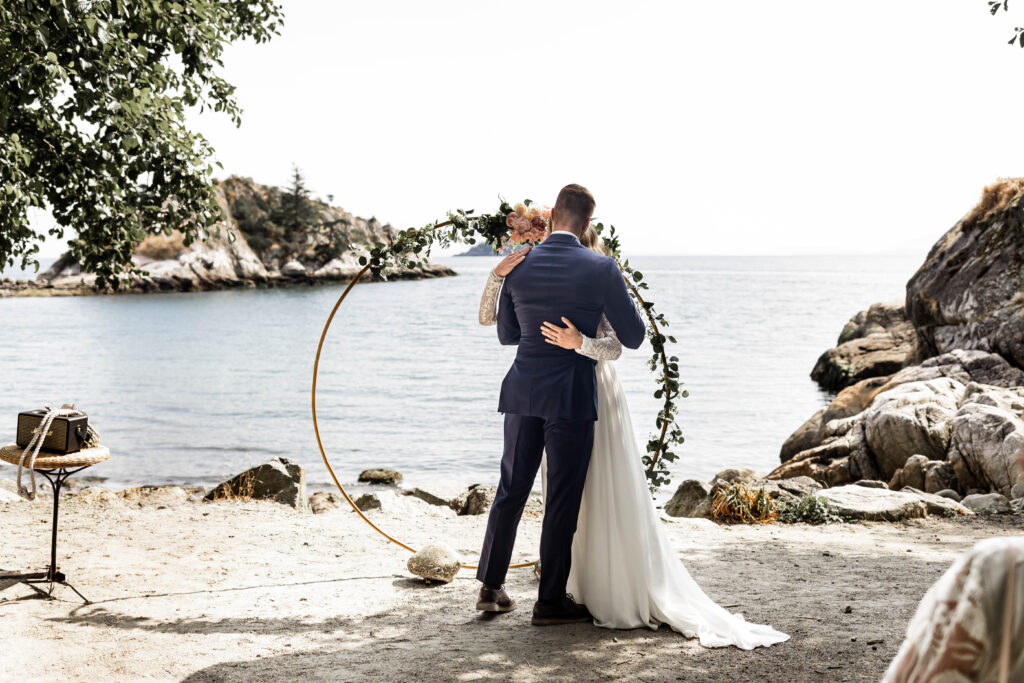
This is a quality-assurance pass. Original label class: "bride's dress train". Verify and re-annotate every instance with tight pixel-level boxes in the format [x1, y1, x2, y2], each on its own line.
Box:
[479, 270, 787, 649]
[565, 359, 788, 649]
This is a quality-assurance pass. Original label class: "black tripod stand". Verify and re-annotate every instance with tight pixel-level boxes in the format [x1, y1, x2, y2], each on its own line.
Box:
[1, 466, 91, 603]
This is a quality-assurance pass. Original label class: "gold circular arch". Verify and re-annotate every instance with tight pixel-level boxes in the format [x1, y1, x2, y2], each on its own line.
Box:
[310, 219, 676, 572]
[310, 247, 535, 570]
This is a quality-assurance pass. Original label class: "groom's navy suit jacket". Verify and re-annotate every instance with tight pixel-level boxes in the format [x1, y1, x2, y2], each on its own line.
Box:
[496, 231, 646, 420]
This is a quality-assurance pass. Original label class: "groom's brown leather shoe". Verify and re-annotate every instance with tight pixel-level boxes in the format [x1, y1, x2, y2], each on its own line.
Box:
[476, 584, 516, 613]
[531, 593, 592, 626]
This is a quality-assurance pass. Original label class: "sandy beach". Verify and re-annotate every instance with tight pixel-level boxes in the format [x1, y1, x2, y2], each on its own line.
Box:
[1, 486, 1020, 682]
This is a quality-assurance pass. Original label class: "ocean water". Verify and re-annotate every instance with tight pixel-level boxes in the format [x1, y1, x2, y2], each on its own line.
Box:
[0, 254, 923, 497]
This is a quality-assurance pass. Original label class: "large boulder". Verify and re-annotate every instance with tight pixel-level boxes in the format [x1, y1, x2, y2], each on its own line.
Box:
[309, 491, 342, 514]
[779, 409, 826, 463]
[874, 350, 1024, 396]
[403, 484, 466, 508]
[906, 179, 1024, 368]
[781, 350, 1024, 467]
[824, 375, 894, 422]
[407, 544, 462, 583]
[204, 457, 309, 511]
[280, 260, 307, 277]
[888, 454, 959, 494]
[935, 489, 962, 502]
[459, 486, 496, 515]
[664, 480, 713, 518]
[768, 425, 866, 486]
[960, 492, 1012, 514]
[780, 376, 893, 463]
[354, 493, 381, 511]
[710, 468, 763, 487]
[810, 303, 916, 391]
[816, 485, 928, 521]
[899, 487, 972, 516]
[775, 475, 823, 498]
[358, 468, 403, 485]
[861, 378, 964, 478]
[947, 383, 1024, 498]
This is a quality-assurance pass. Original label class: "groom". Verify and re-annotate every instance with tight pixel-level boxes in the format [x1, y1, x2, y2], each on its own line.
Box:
[476, 183, 646, 625]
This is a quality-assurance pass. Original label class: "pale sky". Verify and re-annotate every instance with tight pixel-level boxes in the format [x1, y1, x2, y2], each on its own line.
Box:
[38, 1, 1024, 257]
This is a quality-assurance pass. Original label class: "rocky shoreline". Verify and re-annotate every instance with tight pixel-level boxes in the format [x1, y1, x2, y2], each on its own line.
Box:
[0, 176, 455, 298]
[661, 179, 1024, 526]
[0, 459, 533, 521]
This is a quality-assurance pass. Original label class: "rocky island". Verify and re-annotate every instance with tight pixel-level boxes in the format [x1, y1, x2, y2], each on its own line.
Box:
[0, 176, 454, 297]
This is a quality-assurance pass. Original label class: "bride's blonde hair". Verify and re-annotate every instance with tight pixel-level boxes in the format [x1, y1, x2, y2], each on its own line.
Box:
[579, 224, 610, 256]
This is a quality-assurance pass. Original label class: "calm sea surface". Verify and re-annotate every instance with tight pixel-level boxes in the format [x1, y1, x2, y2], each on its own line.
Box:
[0, 254, 922, 498]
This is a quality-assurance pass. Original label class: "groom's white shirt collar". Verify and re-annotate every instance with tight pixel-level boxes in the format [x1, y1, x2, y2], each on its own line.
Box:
[547, 231, 581, 245]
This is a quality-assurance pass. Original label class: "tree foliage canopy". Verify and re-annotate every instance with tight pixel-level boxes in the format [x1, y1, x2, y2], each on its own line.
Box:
[0, 0, 283, 286]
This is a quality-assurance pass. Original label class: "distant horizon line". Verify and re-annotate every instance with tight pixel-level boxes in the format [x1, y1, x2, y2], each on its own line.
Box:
[440, 250, 926, 259]
[25, 249, 926, 260]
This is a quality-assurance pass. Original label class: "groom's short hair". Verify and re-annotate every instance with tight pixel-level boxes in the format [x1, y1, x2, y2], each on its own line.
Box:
[552, 184, 595, 235]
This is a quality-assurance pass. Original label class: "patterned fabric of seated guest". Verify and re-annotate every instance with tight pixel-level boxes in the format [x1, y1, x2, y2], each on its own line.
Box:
[882, 537, 1024, 683]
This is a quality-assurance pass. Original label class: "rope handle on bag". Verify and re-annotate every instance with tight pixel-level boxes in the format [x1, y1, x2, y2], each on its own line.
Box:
[17, 404, 97, 500]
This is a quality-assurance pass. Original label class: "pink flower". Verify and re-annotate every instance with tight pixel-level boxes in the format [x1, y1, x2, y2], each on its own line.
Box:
[505, 202, 551, 245]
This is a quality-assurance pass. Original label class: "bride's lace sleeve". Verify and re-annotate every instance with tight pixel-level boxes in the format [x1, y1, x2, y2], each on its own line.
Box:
[478, 271, 503, 326]
[577, 314, 623, 361]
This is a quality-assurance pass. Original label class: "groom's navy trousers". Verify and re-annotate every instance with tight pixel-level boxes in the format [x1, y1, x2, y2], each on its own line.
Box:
[478, 413, 595, 600]
[477, 231, 645, 601]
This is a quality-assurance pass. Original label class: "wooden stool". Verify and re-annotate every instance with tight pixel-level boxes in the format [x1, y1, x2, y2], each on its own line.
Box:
[0, 443, 110, 603]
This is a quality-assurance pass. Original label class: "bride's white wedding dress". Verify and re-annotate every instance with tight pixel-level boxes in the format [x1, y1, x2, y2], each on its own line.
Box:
[480, 272, 788, 650]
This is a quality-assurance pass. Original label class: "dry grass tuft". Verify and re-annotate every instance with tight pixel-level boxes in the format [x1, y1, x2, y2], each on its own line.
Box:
[962, 177, 1024, 228]
[209, 468, 258, 502]
[710, 482, 778, 524]
[136, 231, 187, 260]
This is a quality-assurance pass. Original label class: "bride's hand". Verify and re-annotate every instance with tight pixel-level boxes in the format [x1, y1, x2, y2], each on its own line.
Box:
[541, 317, 583, 350]
[493, 247, 531, 277]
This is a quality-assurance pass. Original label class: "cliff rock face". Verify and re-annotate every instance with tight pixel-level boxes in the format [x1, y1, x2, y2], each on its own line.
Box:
[906, 178, 1024, 368]
[780, 180, 1024, 501]
[2, 176, 453, 296]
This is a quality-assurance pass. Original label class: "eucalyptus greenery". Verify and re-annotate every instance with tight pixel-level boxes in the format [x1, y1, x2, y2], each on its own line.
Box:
[778, 495, 848, 525]
[358, 199, 687, 491]
[0, 0, 283, 288]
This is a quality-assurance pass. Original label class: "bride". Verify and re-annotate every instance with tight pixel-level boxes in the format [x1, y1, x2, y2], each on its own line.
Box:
[478, 228, 789, 650]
